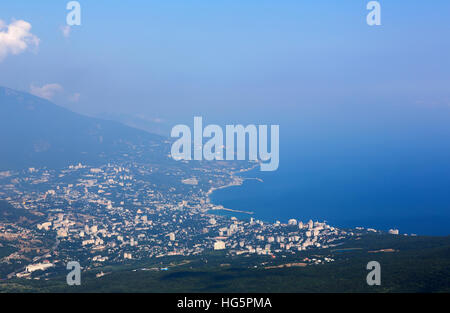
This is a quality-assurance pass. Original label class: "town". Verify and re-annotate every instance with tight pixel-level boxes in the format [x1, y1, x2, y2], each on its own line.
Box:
[0, 159, 378, 280]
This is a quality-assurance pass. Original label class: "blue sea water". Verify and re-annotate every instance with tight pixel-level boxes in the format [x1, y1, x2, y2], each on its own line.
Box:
[210, 114, 450, 236]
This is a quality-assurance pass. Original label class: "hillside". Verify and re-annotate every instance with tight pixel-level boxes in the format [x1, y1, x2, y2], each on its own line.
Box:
[0, 200, 39, 224]
[0, 87, 168, 170]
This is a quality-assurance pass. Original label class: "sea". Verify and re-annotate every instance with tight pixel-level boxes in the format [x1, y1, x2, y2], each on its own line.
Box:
[210, 124, 450, 236]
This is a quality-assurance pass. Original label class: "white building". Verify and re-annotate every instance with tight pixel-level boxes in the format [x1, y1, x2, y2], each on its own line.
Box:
[26, 263, 54, 273]
[37, 222, 52, 231]
[214, 240, 226, 250]
[389, 229, 399, 235]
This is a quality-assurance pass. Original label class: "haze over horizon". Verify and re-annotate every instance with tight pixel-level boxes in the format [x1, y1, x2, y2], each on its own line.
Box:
[0, 1, 449, 124]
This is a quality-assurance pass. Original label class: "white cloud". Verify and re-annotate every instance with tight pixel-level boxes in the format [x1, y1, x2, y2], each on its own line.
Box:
[0, 19, 40, 62]
[30, 83, 63, 100]
[152, 118, 165, 123]
[61, 25, 71, 38]
[69, 92, 81, 102]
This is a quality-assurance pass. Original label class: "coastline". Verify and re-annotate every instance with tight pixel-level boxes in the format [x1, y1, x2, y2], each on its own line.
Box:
[206, 163, 262, 216]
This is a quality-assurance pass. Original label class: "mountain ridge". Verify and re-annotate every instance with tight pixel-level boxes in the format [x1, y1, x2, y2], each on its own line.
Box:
[0, 86, 169, 170]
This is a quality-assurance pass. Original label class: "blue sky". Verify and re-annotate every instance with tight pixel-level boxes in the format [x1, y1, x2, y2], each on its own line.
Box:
[0, 0, 449, 126]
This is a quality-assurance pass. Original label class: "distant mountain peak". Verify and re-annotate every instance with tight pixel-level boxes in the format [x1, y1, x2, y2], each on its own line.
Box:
[0, 86, 168, 170]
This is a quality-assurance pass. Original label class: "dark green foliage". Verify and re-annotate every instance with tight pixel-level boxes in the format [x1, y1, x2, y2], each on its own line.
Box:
[2, 235, 449, 293]
[0, 200, 37, 223]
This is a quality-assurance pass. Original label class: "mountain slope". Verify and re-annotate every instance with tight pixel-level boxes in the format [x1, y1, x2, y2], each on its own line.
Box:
[0, 87, 169, 170]
[0, 200, 39, 224]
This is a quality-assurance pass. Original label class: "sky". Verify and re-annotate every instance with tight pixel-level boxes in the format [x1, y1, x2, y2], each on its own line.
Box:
[0, 0, 449, 127]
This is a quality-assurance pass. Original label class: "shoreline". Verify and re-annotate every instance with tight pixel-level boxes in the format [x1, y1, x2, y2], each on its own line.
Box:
[200, 163, 449, 236]
[206, 164, 262, 216]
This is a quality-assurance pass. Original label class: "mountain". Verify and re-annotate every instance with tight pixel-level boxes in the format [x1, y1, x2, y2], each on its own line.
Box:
[95, 112, 172, 137]
[0, 86, 169, 170]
